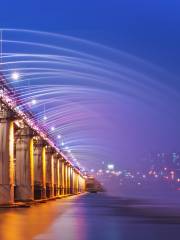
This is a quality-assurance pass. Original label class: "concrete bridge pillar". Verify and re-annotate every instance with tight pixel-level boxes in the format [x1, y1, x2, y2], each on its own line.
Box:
[73, 172, 76, 194]
[81, 177, 86, 192]
[73, 170, 77, 194]
[64, 162, 68, 195]
[79, 176, 82, 193]
[45, 147, 54, 198]
[79, 176, 85, 193]
[15, 125, 34, 201]
[53, 154, 60, 196]
[57, 158, 60, 196]
[60, 160, 65, 195]
[67, 165, 70, 194]
[70, 166, 74, 194]
[76, 172, 79, 194]
[34, 138, 46, 199]
[0, 103, 15, 204]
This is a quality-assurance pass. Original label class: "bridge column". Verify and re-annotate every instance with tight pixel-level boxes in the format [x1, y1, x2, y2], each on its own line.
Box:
[72, 169, 75, 194]
[73, 171, 76, 194]
[0, 104, 15, 204]
[79, 176, 85, 193]
[64, 162, 68, 195]
[53, 154, 59, 196]
[60, 160, 65, 195]
[15, 125, 34, 201]
[70, 167, 73, 194]
[73, 171, 77, 194]
[57, 158, 60, 196]
[76, 172, 80, 194]
[34, 139, 46, 199]
[79, 176, 82, 193]
[66, 163, 70, 195]
[82, 177, 85, 192]
[72, 168, 75, 194]
[67, 164, 70, 194]
[46, 147, 54, 198]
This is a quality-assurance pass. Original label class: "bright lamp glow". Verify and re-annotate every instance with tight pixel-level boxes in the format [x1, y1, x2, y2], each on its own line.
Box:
[107, 164, 114, 170]
[57, 135, 61, 139]
[11, 72, 20, 80]
[51, 126, 55, 131]
[43, 116, 47, 120]
[31, 99, 37, 105]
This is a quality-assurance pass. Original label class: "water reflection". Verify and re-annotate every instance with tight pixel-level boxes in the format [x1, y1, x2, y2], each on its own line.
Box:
[0, 194, 180, 240]
[0, 198, 72, 240]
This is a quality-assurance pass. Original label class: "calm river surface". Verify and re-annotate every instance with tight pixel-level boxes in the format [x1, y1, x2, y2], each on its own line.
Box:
[0, 193, 180, 240]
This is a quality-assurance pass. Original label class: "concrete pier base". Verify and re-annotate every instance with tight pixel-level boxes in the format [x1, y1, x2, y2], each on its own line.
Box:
[15, 126, 34, 202]
[46, 147, 54, 198]
[34, 139, 46, 200]
[41, 187, 46, 199]
[0, 184, 14, 204]
[0, 104, 15, 205]
[15, 185, 34, 202]
[60, 160, 65, 195]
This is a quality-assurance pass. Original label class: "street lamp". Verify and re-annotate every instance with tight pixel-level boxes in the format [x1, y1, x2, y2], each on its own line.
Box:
[51, 126, 55, 131]
[11, 71, 20, 81]
[31, 99, 37, 105]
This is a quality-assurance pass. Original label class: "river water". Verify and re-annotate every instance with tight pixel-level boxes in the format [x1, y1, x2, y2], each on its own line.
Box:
[0, 193, 180, 240]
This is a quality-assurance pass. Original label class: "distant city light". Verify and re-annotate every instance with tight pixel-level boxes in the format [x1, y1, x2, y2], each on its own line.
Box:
[57, 135, 61, 139]
[90, 169, 94, 173]
[148, 170, 152, 175]
[43, 116, 47, 120]
[61, 141, 64, 146]
[107, 164, 114, 170]
[11, 72, 20, 80]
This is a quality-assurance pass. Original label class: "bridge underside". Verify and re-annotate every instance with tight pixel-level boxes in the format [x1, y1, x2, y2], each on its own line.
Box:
[0, 99, 86, 205]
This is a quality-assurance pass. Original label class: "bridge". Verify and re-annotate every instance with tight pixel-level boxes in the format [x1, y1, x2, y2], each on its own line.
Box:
[0, 73, 86, 205]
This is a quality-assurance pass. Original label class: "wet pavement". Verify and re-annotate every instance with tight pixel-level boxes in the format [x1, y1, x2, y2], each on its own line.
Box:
[0, 193, 180, 240]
